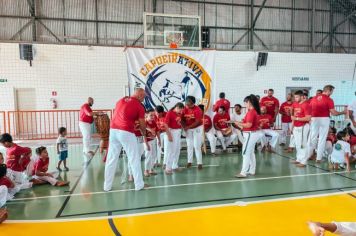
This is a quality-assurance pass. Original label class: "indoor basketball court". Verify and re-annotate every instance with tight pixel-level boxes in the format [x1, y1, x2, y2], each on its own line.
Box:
[0, 1, 356, 236]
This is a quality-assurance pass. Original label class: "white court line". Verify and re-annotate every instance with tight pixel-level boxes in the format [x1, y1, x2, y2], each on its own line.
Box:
[5, 189, 356, 224]
[9, 170, 356, 202]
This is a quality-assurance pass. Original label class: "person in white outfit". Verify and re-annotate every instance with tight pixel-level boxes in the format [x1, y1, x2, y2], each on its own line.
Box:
[104, 88, 148, 191]
[308, 85, 346, 163]
[347, 92, 356, 133]
[290, 90, 311, 168]
[154, 105, 166, 166]
[163, 102, 184, 175]
[199, 105, 217, 155]
[258, 106, 280, 152]
[230, 104, 245, 144]
[330, 131, 355, 171]
[183, 96, 204, 170]
[79, 97, 96, 161]
[234, 95, 261, 178]
[0, 185, 7, 207]
[308, 221, 356, 236]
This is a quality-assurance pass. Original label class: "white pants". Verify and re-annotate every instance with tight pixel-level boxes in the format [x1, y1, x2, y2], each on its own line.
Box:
[333, 222, 356, 236]
[289, 134, 296, 148]
[206, 129, 217, 154]
[240, 131, 260, 176]
[128, 140, 144, 176]
[294, 124, 310, 165]
[186, 126, 203, 165]
[325, 140, 333, 156]
[216, 131, 238, 150]
[0, 186, 7, 207]
[79, 121, 92, 154]
[309, 117, 330, 160]
[33, 171, 59, 186]
[156, 132, 165, 164]
[233, 128, 245, 144]
[164, 129, 181, 171]
[260, 129, 280, 149]
[104, 129, 144, 191]
[144, 139, 157, 171]
[280, 122, 292, 144]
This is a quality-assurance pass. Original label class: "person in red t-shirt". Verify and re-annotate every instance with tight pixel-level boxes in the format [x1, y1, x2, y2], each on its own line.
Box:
[213, 106, 237, 151]
[279, 93, 293, 146]
[154, 105, 166, 166]
[104, 88, 148, 191]
[308, 85, 346, 163]
[143, 109, 161, 177]
[259, 106, 280, 152]
[199, 105, 217, 155]
[260, 89, 280, 123]
[163, 102, 184, 174]
[79, 97, 97, 159]
[325, 127, 337, 158]
[182, 96, 204, 169]
[0, 133, 37, 184]
[290, 90, 312, 167]
[32, 147, 69, 186]
[234, 95, 261, 178]
[213, 92, 231, 113]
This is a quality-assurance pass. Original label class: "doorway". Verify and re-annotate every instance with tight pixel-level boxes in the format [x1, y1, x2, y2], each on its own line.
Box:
[15, 88, 36, 136]
[286, 87, 311, 98]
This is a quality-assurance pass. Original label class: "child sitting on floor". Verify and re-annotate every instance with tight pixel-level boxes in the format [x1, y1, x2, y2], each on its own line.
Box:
[326, 127, 337, 158]
[56, 127, 69, 171]
[330, 131, 356, 171]
[0, 133, 42, 185]
[33, 146, 69, 187]
[0, 164, 22, 200]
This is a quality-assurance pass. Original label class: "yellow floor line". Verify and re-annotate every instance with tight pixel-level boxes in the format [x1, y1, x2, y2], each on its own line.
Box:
[1, 192, 356, 236]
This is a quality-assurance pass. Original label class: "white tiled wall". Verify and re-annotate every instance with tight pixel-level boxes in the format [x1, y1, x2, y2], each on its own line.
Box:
[0, 42, 355, 113]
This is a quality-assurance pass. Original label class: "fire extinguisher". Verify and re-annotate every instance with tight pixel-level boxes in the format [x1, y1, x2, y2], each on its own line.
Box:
[50, 98, 58, 109]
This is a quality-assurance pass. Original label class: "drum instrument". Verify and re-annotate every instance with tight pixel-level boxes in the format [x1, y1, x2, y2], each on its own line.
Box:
[94, 113, 110, 153]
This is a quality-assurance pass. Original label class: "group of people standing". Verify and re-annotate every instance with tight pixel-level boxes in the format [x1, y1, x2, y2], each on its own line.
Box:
[76, 85, 351, 192]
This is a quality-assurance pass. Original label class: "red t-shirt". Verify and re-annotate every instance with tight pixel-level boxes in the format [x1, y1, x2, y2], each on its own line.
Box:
[242, 109, 259, 131]
[350, 136, 356, 146]
[33, 157, 49, 175]
[133, 121, 143, 137]
[6, 144, 32, 172]
[258, 114, 273, 129]
[203, 115, 212, 131]
[327, 133, 337, 144]
[0, 176, 13, 188]
[165, 110, 182, 129]
[213, 113, 230, 130]
[310, 94, 334, 117]
[111, 97, 145, 133]
[146, 120, 158, 142]
[155, 112, 167, 132]
[260, 96, 280, 119]
[213, 98, 231, 113]
[79, 103, 94, 124]
[183, 105, 203, 128]
[292, 101, 311, 127]
[280, 101, 293, 123]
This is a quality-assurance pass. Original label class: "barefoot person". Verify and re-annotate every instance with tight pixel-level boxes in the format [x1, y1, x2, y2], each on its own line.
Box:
[308, 85, 346, 163]
[104, 88, 148, 191]
[260, 89, 280, 124]
[279, 93, 293, 146]
[234, 95, 261, 178]
[79, 97, 96, 160]
[213, 92, 230, 113]
[308, 221, 356, 236]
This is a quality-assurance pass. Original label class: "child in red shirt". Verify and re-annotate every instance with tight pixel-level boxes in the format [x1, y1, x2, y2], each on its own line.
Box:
[144, 109, 161, 177]
[33, 147, 69, 187]
[325, 127, 337, 158]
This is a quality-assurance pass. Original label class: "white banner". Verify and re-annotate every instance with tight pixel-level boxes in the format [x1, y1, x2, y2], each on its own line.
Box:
[125, 48, 216, 111]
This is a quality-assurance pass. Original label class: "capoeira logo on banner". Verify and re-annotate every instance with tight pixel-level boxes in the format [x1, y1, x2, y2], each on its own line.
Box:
[125, 48, 215, 111]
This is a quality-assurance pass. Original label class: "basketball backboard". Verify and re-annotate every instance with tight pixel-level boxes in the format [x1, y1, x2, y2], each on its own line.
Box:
[143, 12, 201, 50]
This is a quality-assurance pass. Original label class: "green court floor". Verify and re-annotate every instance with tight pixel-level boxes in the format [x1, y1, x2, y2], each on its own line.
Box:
[5, 144, 356, 221]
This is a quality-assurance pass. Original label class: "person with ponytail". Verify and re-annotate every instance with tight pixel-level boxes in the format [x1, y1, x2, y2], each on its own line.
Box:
[233, 94, 261, 178]
[163, 102, 184, 175]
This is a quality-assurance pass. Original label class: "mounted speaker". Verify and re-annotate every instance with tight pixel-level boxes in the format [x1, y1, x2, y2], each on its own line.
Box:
[201, 26, 210, 48]
[257, 52, 268, 71]
[19, 44, 34, 66]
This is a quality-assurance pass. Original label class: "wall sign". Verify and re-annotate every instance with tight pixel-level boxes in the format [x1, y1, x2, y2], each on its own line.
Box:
[292, 77, 309, 81]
